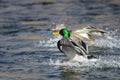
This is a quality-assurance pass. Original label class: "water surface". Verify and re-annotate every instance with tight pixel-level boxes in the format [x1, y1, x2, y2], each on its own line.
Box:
[0, 0, 120, 80]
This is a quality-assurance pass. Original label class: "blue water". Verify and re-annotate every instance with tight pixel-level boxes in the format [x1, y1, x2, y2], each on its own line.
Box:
[0, 0, 120, 80]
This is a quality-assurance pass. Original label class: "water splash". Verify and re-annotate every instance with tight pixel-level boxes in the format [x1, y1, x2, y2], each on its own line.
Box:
[35, 36, 62, 48]
[91, 29, 120, 49]
[48, 57, 120, 69]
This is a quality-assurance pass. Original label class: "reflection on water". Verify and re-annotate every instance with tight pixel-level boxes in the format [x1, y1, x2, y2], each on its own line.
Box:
[0, 0, 120, 80]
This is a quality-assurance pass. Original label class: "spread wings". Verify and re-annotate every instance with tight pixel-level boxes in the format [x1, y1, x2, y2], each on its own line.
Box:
[71, 26, 106, 42]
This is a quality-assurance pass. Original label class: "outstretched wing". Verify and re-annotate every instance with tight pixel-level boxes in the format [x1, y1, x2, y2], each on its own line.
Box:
[72, 26, 106, 42]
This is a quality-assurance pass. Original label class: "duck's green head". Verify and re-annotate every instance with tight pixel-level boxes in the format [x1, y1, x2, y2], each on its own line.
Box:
[59, 28, 70, 38]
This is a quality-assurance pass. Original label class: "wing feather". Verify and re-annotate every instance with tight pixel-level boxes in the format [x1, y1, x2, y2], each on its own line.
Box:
[71, 26, 106, 42]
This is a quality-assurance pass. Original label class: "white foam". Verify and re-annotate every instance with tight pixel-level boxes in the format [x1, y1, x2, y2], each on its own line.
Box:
[92, 57, 120, 69]
[48, 57, 99, 67]
[48, 55, 120, 69]
[36, 36, 62, 48]
[91, 29, 120, 49]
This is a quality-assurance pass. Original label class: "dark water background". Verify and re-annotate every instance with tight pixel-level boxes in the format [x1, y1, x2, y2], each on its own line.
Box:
[0, 0, 120, 80]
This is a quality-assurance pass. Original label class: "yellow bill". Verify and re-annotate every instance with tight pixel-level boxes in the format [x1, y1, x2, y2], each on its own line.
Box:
[52, 31, 60, 35]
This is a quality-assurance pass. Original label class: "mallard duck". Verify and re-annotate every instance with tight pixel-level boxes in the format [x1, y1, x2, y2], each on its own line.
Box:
[52, 24, 106, 53]
[52, 24, 106, 65]
[57, 28, 88, 61]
